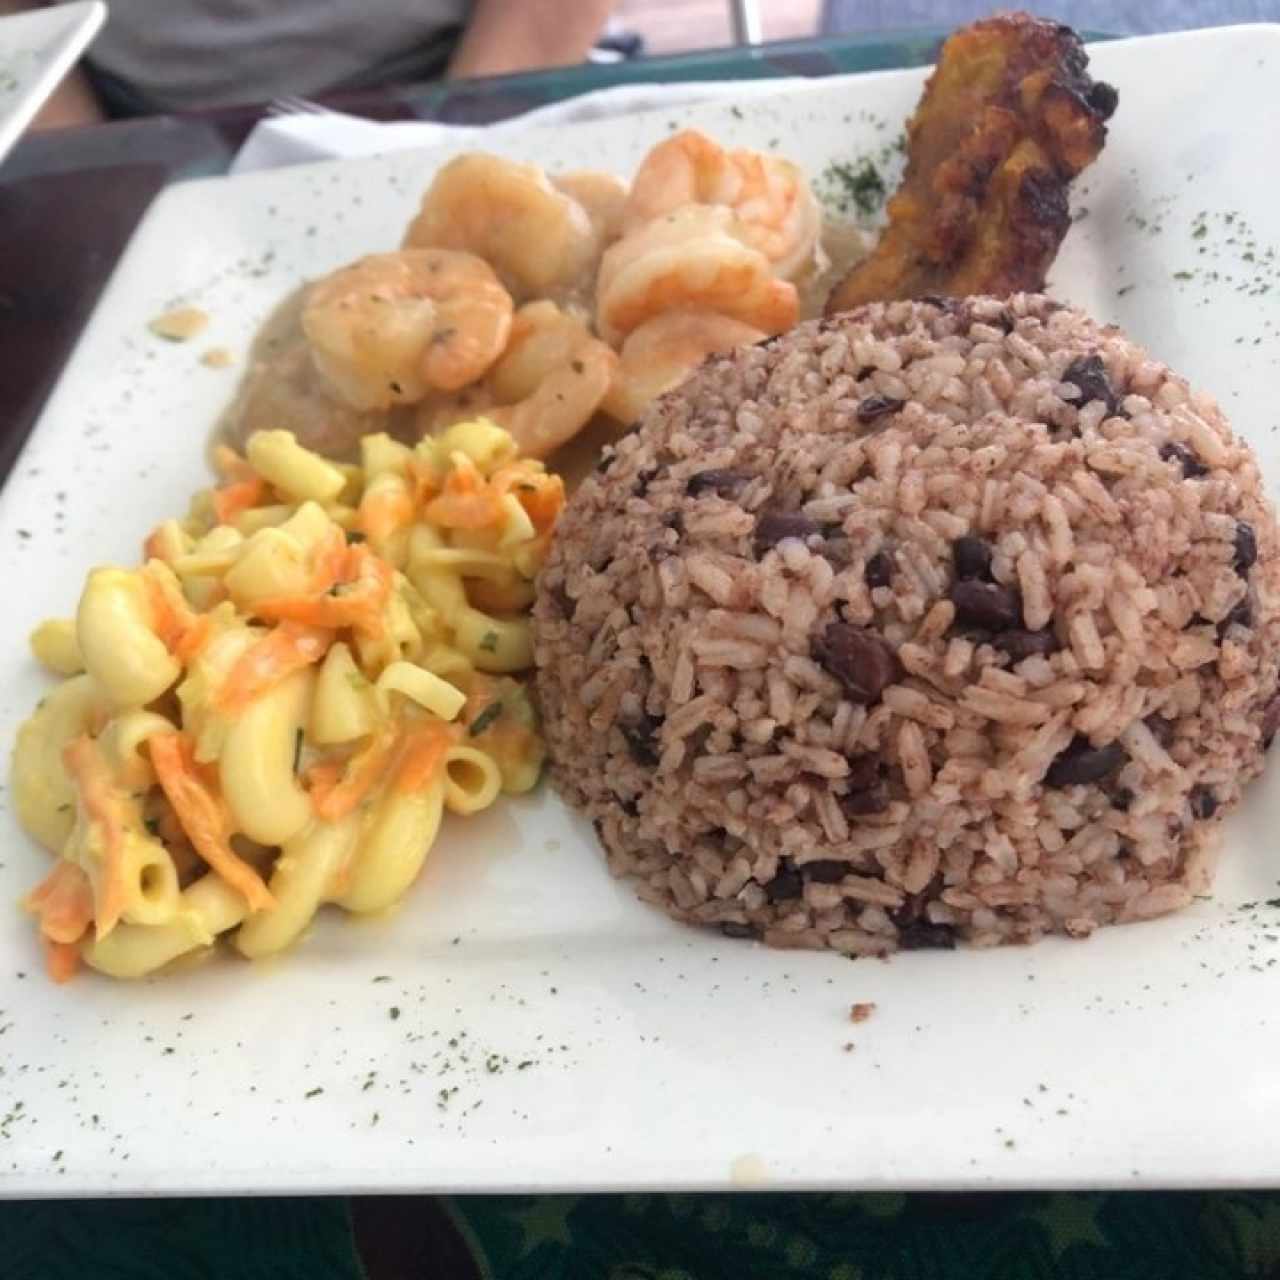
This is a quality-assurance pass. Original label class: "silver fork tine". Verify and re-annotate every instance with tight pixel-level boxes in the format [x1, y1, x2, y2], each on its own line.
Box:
[266, 95, 331, 118]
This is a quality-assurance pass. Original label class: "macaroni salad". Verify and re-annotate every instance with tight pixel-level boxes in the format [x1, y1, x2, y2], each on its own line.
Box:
[12, 421, 557, 981]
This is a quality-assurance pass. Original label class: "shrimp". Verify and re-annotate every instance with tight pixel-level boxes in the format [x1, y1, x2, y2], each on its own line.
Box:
[418, 301, 617, 460]
[596, 204, 798, 345]
[601, 309, 766, 424]
[220, 288, 398, 459]
[487, 348, 616, 461]
[301, 249, 513, 412]
[404, 153, 600, 300]
[624, 129, 822, 280]
[486, 301, 599, 405]
[551, 171, 630, 247]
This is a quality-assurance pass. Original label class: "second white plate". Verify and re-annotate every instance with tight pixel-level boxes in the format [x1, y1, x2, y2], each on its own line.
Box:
[0, 1, 105, 164]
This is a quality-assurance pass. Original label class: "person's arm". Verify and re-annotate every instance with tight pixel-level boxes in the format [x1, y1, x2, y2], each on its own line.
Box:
[446, 0, 616, 80]
[29, 68, 103, 129]
[0, 0, 104, 128]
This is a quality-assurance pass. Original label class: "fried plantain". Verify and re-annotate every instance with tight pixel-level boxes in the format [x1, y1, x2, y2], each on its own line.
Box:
[826, 12, 1117, 313]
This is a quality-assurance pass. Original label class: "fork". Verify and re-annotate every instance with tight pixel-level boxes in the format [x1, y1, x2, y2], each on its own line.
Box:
[265, 94, 333, 119]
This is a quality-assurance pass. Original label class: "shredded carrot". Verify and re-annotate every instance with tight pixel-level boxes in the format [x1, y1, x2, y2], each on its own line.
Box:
[515, 475, 564, 534]
[216, 622, 332, 712]
[408, 455, 442, 506]
[43, 936, 81, 985]
[62, 735, 129, 938]
[23, 860, 94, 945]
[174, 616, 211, 664]
[306, 525, 351, 595]
[308, 719, 453, 823]
[307, 725, 399, 821]
[149, 732, 275, 913]
[252, 546, 393, 634]
[208, 446, 268, 524]
[439, 464, 563, 536]
[424, 454, 504, 529]
[143, 568, 211, 663]
[212, 444, 254, 483]
[142, 527, 169, 561]
[304, 760, 343, 801]
[446, 454, 484, 494]
[212, 475, 266, 526]
[488, 464, 546, 497]
[395, 724, 455, 794]
[357, 483, 415, 545]
[424, 492, 504, 529]
[487, 465, 522, 495]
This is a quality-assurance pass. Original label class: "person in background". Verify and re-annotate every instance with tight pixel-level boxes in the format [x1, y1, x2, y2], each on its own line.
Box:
[1, 0, 618, 127]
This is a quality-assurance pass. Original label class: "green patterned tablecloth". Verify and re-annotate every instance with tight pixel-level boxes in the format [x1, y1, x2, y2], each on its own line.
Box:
[5, 1190, 1280, 1278]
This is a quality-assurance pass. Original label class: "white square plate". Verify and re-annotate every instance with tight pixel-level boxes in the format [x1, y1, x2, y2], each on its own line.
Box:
[3, 25, 1280, 1197]
[0, 1, 105, 165]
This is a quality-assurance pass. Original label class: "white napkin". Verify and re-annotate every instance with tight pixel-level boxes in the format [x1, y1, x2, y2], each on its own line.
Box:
[230, 77, 813, 174]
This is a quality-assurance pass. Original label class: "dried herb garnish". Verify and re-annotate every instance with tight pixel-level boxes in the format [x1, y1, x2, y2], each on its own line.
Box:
[823, 159, 887, 217]
[469, 702, 503, 737]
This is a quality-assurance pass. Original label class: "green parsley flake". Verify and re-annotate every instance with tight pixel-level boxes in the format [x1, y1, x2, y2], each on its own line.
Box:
[822, 159, 887, 218]
[469, 702, 503, 737]
[478, 631, 499, 653]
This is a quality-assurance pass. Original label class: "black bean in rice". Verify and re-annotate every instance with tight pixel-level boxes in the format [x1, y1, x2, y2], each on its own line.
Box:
[532, 295, 1280, 955]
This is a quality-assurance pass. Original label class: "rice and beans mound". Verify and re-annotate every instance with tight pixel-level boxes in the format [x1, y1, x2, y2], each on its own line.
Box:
[533, 294, 1280, 953]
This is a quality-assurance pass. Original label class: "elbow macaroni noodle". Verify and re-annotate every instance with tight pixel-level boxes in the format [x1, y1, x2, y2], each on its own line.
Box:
[11, 422, 555, 982]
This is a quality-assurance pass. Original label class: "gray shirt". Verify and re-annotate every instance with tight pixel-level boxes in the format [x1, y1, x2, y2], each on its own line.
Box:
[88, 0, 470, 110]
